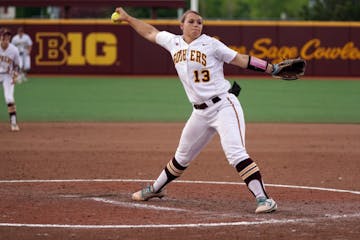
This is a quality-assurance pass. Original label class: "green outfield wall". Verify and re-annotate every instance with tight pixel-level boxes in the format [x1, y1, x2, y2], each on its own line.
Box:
[1, 19, 359, 77]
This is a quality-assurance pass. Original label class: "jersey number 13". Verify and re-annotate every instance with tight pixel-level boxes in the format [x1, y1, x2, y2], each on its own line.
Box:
[194, 70, 210, 83]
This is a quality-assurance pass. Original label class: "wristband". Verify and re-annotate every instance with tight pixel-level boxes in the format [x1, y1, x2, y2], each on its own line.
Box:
[247, 56, 268, 72]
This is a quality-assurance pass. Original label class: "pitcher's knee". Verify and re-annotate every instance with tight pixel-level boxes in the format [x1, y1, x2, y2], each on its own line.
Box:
[227, 150, 250, 167]
[5, 97, 15, 104]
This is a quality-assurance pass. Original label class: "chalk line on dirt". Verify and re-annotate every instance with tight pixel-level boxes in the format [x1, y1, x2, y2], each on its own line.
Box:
[0, 178, 359, 195]
[0, 213, 359, 229]
[90, 197, 190, 212]
[0, 178, 359, 229]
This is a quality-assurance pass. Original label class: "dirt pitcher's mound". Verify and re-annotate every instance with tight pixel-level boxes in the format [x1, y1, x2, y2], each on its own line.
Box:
[0, 122, 359, 240]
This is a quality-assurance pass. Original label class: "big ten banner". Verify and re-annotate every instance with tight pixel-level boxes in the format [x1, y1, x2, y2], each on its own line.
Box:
[31, 23, 132, 74]
[0, 21, 132, 74]
[1, 20, 359, 76]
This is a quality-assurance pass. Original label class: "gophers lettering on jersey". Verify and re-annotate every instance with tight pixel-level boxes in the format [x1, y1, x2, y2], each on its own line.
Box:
[0, 55, 14, 64]
[173, 49, 207, 67]
[0, 44, 20, 74]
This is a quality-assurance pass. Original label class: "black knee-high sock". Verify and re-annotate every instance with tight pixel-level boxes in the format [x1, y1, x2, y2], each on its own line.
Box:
[236, 158, 269, 199]
[153, 157, 187, 192]
[7, 103, 17, 124]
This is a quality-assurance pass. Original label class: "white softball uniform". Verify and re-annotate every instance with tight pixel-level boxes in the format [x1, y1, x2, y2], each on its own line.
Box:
[11, 33, 32, 71]
[156, 31, 250, 167]
[0, 43, 20, 103]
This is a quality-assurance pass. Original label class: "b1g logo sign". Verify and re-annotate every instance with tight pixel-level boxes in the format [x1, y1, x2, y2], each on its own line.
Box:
[35, 32, 117, 66]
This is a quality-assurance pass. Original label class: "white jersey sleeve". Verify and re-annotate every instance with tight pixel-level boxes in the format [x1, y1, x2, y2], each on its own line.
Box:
[155, 31, 177, 51]
[213, 38, 237, 64]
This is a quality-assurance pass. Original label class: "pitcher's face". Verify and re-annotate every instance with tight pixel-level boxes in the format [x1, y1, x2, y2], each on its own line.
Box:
[181, 12, 203, 41]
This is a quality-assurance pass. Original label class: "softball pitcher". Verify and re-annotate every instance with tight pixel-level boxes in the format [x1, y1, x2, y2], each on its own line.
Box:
[0, 28, 20, 131]
[115, 8, 277, 213]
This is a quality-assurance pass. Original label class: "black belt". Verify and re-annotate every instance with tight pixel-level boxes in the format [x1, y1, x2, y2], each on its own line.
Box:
[193, 96, 221, 109]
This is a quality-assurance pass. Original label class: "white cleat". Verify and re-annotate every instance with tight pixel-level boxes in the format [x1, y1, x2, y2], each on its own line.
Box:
[255, 197, 277, 213]
[132, 185, 165, 201]
[10, 124, 20, 132]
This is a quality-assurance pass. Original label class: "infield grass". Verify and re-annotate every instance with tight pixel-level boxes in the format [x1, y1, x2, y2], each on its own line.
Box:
[0, 76, 359, 123]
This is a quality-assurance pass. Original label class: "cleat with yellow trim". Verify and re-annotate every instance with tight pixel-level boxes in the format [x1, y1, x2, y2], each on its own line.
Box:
[132, 185, 165, 201]
[255, 197, 277, 213]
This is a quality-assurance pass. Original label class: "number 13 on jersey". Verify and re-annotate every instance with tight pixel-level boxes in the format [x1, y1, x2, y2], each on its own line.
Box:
[194, 69, 210, 82]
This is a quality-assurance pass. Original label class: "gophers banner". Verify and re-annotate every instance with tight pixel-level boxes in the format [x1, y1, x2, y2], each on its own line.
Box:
[1, 19, 359, 77]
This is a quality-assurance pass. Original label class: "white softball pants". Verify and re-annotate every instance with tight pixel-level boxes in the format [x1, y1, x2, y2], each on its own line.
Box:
[175, 93, 250, 168]
[0, 75, 15, 103]
[19, 54, 31, 71]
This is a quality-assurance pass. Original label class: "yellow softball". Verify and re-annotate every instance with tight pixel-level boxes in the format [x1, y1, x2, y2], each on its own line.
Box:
[111, 12, 121, 23]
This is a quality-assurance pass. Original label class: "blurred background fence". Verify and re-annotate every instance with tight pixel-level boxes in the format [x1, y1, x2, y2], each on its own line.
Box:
[0, 19, 359, 77]
[0, 0, 359, 77]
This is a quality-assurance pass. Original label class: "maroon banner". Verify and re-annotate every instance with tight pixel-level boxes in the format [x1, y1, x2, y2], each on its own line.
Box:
[1, 19, 359, 77]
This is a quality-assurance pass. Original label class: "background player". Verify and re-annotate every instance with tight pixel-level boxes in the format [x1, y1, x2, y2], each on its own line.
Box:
[0, 28, 21, 131]
[11, 27, 32, 83]
[115, 8, 277, 213]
